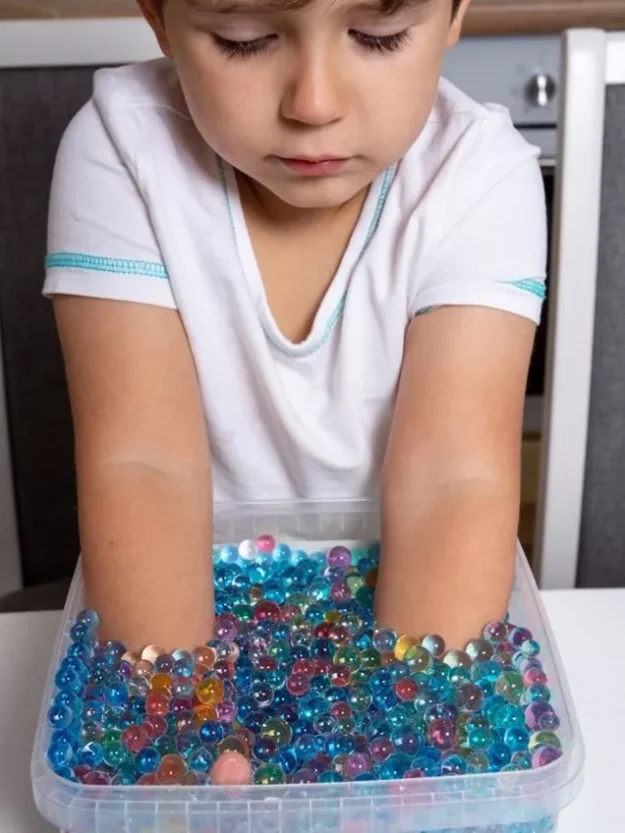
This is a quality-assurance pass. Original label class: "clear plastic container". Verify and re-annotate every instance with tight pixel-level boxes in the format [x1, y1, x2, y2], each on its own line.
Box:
[31, 500, 584, 833]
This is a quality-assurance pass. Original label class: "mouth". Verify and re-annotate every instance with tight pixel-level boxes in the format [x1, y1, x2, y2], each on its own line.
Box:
[277, 157, 349, 176]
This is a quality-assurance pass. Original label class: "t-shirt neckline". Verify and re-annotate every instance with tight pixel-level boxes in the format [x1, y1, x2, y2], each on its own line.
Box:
[217, 157, 395, 358]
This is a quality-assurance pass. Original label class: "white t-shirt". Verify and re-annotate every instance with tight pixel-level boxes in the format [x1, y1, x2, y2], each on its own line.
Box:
[44, 60, 547, 503]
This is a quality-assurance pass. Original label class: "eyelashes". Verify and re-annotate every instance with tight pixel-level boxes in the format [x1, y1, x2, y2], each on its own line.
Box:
[212, 29, 412, 60]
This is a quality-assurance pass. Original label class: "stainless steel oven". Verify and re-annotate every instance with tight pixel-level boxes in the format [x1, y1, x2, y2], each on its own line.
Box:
[443, 35, 561, 433]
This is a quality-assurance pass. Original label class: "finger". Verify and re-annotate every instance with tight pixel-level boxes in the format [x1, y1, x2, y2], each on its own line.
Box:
[210, 752, 252, 785]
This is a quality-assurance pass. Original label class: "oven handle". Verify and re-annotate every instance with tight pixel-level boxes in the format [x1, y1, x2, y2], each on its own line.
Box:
[540, 157, 556, 171]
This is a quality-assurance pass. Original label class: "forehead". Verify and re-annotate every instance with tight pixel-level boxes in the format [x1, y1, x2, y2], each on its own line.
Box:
[183, 0, 435, 14]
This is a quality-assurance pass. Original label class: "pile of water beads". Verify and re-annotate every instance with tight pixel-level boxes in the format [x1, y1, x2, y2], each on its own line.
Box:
[47, 536, 563, 787]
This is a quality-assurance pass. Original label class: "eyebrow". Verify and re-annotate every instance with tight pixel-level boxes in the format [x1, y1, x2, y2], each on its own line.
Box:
[185, 0, 433, 16]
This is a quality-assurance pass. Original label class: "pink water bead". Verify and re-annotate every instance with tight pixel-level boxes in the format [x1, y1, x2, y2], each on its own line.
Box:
[344, 753, 372, 779]
[121, 725, 148, 754]
[286, 672, 311, 696]
[524, 667, 548, 686]
[256, 534, 276, 555]
[428, 719, 457, 749]
[254, 601, 282, 623]
[369, 737, 394, 762]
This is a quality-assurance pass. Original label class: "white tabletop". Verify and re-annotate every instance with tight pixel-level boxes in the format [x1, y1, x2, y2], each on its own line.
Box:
[1, 589, 624, 833]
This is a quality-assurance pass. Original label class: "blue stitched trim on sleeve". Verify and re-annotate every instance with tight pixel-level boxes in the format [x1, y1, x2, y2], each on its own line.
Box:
[501, 278, 546, 300]
[45, 252, 169, 280]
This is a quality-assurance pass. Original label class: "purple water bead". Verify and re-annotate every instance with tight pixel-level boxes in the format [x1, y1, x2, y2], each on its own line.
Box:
[327, 546, 352, 572]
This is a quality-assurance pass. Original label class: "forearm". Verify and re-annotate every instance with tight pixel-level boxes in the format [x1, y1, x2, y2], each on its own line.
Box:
[376, 480, 518, 649]
[78, 460, 214, 652]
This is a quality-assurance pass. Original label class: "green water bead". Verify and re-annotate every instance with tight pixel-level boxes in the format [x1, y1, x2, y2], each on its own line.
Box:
[528, 731, 561, 752]
[350, 669, 370, 686]
[359, 649, 381, 670]
[404, 645, 432, 673]
[496, 671, 525, 703]
[260, 718, 293, 748]
[267, 641, 291, 663]
[232, 603, 254, 622]
[346, 575, 366, 595]
[334, 647, 361, 671]
[253, 763, 286, 785]
[103, 741, 130, 768]
[348, 686, 372, 712]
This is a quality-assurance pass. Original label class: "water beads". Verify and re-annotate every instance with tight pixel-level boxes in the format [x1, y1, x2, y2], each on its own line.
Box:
[46, 535, 562, 788]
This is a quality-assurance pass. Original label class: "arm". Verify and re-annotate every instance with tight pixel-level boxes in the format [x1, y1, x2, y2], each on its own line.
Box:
[55, 296, 214, 651]
[376, 305, 535, 648]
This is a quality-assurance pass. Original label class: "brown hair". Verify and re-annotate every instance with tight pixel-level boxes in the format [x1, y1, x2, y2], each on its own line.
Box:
[157, 0, 463, 16]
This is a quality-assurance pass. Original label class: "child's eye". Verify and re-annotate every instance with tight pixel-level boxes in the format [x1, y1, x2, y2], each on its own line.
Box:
[212, 34, 276, 59]
[350, 29, 412, 54]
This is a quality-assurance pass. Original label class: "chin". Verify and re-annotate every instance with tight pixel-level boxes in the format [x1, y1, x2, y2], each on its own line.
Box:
[263, 175, 372, 210]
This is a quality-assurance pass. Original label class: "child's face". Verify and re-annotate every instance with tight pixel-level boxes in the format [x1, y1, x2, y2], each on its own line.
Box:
[142, 0, 469, 208]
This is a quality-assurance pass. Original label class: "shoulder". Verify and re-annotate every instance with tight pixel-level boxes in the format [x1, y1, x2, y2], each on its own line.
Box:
[398, 78, 541, 212]
[59, 60, 201, 170]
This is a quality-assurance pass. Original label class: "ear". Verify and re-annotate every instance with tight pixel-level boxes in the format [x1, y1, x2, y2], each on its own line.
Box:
[136, 0, 174, 58]
[446, 0, 472, 48]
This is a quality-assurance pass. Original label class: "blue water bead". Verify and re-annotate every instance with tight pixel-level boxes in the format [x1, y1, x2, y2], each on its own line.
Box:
[295, 734, 321, 762]
[47, 703, 74, 731]
[482, 695, 508, 722]
[467, 725, 493, 750]
[136, 747, 161, 774]
[308, 674, 330, 694]
[373, 689, 399, 711]
[488, 742, 512, 768]
[511, 750, 533, 770]
[173, 655, 195, 679]
[177, 733, 202, 758]
[310, 639, 334, 660]
[379, 753, 412, 780]
[48, 738, 74, 769]
[425, 704, 458, 725]
[54, 666, 83, 694]
[504, 727, 530, 751]
[291, 645, 311, 661]
[366, 718, 392, 740]
[441, 753, 468, 776]
[253, 738, 277, 762]
[266, 669, 287, 690]
[319, 771, 343, 783]
[251, 682, 274, 709]
[69, 622, 95, 646]
[231, 573, 251, 592]
[273, 747, 299, 774]
[410, 754, 440, 777]
[326, 734, 355, 757]
[476, 680, 495, 699]
[67, 642, 93, 662]
[472, 661, 502, 684]
[326, 687, 348, 705]
[292, 719, 315, 739]
[243, 711, 266, 734]
[368, 542, 381, 561]
[75, 609, 100, 631]
[60, 656, 90, 682]
[387, 704, 413, 731]
[104, 682, 129, 708]
[352, 629, 373, 651]
[356, 556, 376, 577]
[369, 669, 392, 695]
[523, 684, 551, 704]
[309, 579, 331, 603]
[496, 704, 526, 729]
[79, 742, 104, 767]
[219, 545, 240, 565]
[199, 721, 226, 745]
[298, 694, 327, 720]
[392, 729, 420, 756]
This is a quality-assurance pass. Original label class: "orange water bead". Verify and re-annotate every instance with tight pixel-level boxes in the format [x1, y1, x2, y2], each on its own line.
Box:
[194, 703, 218, 723]
[365, 567, 378, 589]
[150, 674, 173, 693]
[326, 611, 341, 625]
[394, 635, 419, 662]
[193, 646, 217, 668]
[196, 677, 224, 705]
[145, 690, 171, 717]
[156, 754, 187, 785]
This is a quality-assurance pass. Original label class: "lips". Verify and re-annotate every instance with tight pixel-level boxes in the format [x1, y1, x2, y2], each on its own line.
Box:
[278, 157, 348, 176]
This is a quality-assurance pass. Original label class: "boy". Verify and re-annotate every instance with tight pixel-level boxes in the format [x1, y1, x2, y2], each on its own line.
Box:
[44, 0, 546, 783]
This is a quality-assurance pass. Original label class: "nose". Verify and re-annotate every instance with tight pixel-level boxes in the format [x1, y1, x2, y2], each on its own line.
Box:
[280, 48, 348, 127]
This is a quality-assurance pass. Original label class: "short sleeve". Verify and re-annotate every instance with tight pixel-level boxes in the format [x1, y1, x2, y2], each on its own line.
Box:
[44, 100, 176, 310]
[409, 155, 547, 324]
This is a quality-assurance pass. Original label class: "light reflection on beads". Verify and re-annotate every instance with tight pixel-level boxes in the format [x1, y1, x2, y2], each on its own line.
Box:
[47, 538, 562, 787]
